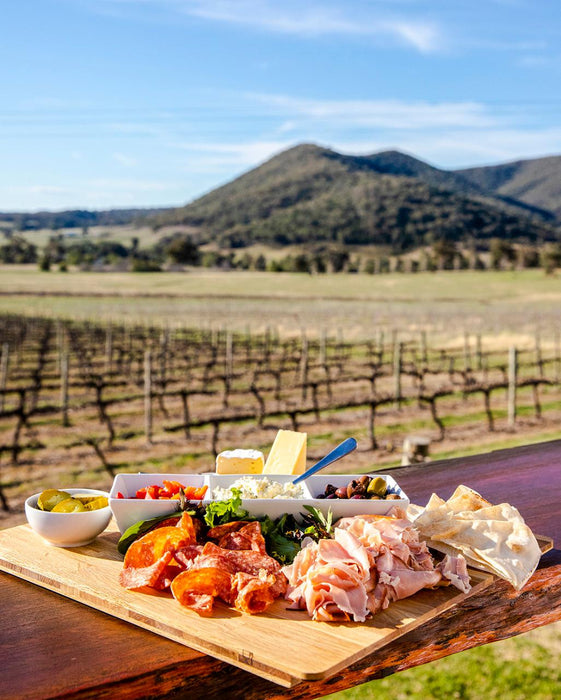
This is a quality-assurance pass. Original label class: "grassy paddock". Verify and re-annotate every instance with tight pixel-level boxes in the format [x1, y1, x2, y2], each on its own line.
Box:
[1, 266, 560, 344]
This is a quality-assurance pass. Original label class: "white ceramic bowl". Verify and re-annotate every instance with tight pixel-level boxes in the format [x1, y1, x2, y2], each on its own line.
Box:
[25, 488, 112, 547]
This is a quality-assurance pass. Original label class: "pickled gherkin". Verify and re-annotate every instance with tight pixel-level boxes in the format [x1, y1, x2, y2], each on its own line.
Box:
[35, 489, 109, 512]
[37, 489, 72, 512]
[83, 496, 109, 511]
[52, 497, 87, 513]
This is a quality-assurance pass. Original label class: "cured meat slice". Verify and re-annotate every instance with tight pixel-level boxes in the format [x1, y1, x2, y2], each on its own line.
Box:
[123, 526, 196, 570]
[173, 544, 204, 570]
[232, 571, 277, 614]
[217, 521, 267, 554]
[437, 554, 471, 594]
[175, 512, 199, 542]
[283, 537, 371, 622]
[207, 521, 249, 540]
[284, 513, 472, 622]
[119, 551, 173, 590]
[171, 566, 235, 614]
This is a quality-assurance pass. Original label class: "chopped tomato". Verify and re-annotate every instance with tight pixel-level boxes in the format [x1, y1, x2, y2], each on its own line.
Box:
[124, 482, 207, 500]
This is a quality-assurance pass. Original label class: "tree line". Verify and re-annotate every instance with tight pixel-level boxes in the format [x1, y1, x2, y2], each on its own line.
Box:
[2, 230, 561, 274]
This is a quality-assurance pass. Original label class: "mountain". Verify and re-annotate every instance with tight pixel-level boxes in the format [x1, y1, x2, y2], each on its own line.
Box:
[149, 144, 559, 251]
[456, 155, 561, 219]
[0, 208, 165, 231]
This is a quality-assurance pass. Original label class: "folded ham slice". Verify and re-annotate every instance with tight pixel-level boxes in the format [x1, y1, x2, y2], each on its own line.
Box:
[283, 513, 471, 622]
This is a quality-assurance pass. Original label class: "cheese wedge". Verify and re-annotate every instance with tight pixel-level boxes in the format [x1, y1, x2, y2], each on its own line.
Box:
[263, 430, 307, 475]
[216, 449, 264, 474]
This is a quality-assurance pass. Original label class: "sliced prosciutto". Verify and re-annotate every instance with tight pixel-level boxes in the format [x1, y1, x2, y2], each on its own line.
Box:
[283, 512, 471, 622]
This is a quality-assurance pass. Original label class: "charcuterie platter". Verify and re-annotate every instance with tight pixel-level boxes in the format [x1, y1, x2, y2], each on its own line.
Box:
[0, 430, 553, 688]
[0, 520, 498, 687]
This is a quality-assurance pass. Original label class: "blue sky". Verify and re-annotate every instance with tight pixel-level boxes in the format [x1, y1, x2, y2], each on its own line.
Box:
[1, 0, 560, 211]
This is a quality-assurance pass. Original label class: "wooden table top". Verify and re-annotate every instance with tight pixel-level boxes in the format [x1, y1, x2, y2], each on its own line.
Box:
[2, 439, 560, 700]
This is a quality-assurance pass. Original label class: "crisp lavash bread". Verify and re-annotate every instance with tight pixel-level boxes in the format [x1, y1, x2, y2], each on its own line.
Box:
[408, 485, 541, 590]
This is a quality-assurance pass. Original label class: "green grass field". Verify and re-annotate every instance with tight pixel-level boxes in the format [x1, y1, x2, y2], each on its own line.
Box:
[1, 266, 559, 345]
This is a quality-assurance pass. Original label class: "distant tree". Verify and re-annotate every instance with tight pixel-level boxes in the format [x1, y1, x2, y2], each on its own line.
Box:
[166, 236, 200, 265]
[0, 236, 37, 263]
[541, 244, 561, 275]
[44, 234, 66, 264]
[39, 254, 51, 271]
[254, 254, 267, 271]
[327, 246, 349, 273]
[432, 239, 456, 270]
[518, 246, 540, 269]
[364, 258, 376, 275]
[489, 238, 515, 270]
[237, 253, 254, 270]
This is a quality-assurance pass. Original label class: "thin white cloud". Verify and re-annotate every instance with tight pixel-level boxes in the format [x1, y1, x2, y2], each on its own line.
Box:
[172, 139, 293, 170]
[249, 94, 496, 129]
[95, 0, 443, 52]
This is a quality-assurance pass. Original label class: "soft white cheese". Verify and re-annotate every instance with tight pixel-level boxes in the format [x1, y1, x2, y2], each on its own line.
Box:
[212, 476, 305, 500]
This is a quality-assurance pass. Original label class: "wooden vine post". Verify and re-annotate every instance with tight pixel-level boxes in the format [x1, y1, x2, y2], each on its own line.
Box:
[508, 346, 518, 430]
[144, 349, 153, 444]
[105, 325, 113, 375]
[463, 331, 471, 372]
[420, 330, 428, 366]
[393, 339, 402, 411]
[0, 343, 9, 414]
[60, 351, 69, 427]
[476, 334, 483, 371]
[300, 330, 309, 401]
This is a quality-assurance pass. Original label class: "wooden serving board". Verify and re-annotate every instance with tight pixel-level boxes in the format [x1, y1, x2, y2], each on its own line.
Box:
[0, 521, 502, 688]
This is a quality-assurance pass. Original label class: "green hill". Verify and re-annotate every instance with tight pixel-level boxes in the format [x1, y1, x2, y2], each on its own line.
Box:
[149, 144, 559, 251]
[456, 155, 561, 219]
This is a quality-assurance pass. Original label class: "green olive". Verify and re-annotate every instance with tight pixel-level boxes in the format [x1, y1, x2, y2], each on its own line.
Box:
[37, 489, 72, 512]
[367, 477, 387, 498]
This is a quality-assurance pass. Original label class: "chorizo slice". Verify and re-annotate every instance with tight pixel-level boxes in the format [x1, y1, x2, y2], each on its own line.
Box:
[232, 571, 277, 614]
[123, 526, 195, 569]
[171, 566, 235, 615]
[218, 521, 267, 554]
[119, 551, 173, 590]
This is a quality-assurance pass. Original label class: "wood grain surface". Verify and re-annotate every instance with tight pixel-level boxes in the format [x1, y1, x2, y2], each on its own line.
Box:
[0, 521, 493, 687]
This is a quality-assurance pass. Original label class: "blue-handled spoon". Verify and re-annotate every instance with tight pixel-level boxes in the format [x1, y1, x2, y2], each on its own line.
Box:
[292, 437, 357, 484]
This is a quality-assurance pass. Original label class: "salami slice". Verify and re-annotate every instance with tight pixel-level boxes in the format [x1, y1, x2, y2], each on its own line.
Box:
[171, 566, 235, 614]
[123, 527, 195, 569]
[218, 521, 267, 554]
[232, 571, 277, 614]
[119, 551, 173, 590]
[207, 521, 249, 540]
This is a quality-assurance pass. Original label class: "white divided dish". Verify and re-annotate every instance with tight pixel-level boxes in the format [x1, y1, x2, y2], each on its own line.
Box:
[109, 473, 206, 534]
[109, 472, 409, 533]
[207, 473, 409, 520]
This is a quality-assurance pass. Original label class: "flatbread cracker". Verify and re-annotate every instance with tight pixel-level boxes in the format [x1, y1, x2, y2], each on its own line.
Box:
[409, 486, 541, 590]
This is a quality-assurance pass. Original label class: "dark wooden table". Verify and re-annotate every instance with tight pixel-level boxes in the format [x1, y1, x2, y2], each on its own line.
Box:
[2, 440, 560, 700]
